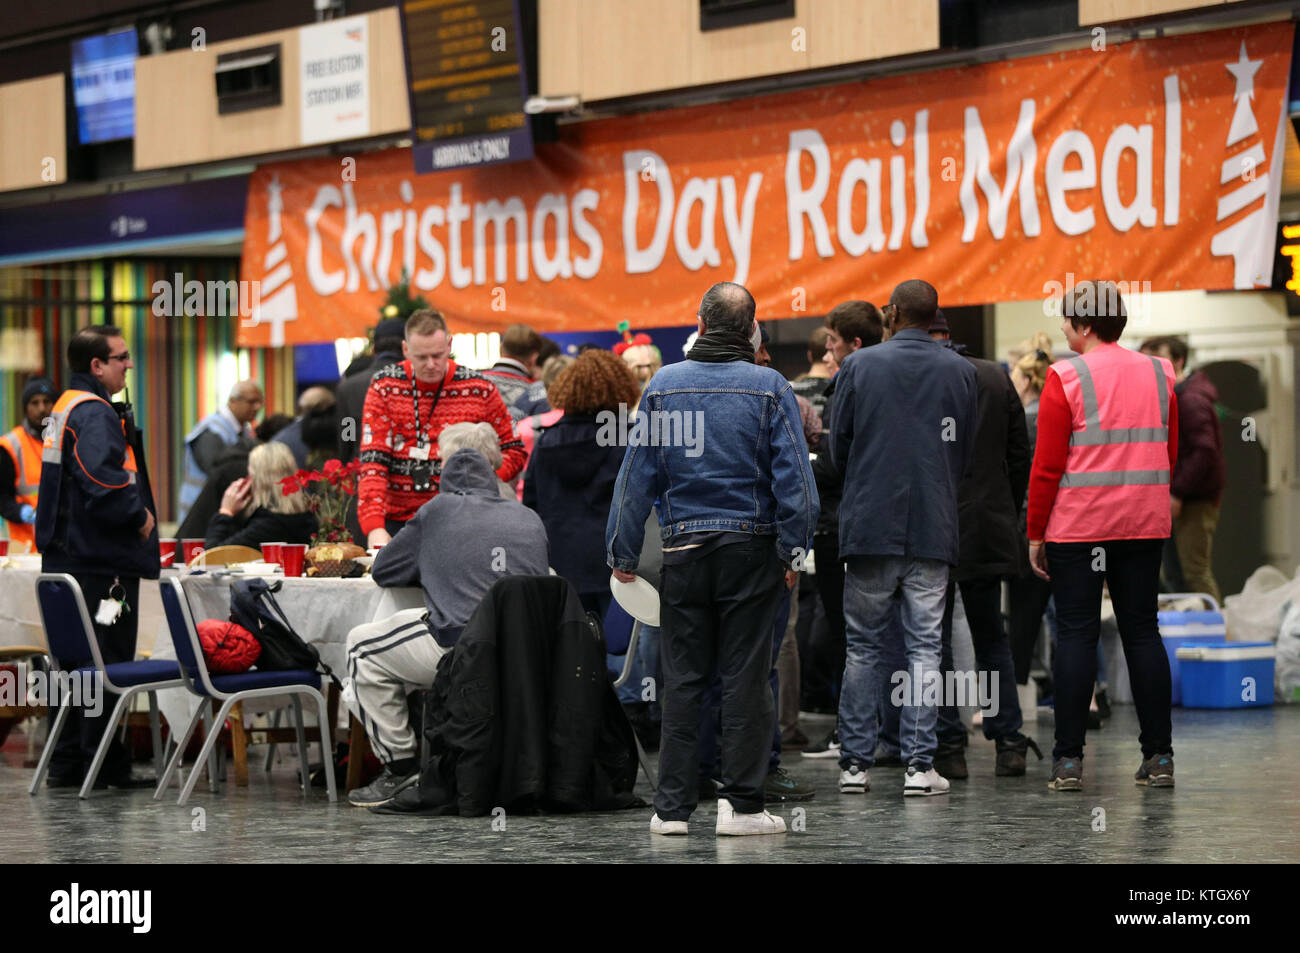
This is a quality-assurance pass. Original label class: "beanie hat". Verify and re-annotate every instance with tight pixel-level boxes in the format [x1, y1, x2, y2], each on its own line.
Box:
[928, 309, 949, 335]
[22, 377, 56, 408]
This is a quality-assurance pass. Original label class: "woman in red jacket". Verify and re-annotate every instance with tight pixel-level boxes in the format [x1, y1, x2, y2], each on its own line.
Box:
[1027, 281, 1179, 793]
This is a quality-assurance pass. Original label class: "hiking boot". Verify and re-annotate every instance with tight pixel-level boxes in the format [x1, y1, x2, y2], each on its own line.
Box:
[347, 767, 418, 808]
[932, 747, 968, 780]
[1048, 757, 1083, 791]
[1135, 752, 1174, 788]
[994, 734, 1043, 776]
[801, 727, 840, 759]
[716, 798, 786, 836]
[765, 766, 815, 801]
[903, 765, 949, 797]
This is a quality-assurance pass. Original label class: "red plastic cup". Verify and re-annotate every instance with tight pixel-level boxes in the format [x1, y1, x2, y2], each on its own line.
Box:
[0, 540, 9, 558]
[181, 539, 206, 566]
[158, 538, 177, 568]
[261, 542, 283, 565]
[280, 543, 307, 578]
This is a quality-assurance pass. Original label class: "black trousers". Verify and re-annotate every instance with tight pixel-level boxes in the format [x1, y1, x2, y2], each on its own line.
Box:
[804, 533, 846, 708]
[655, 538, 783, 821]
[1007, 571, 1053, 684]
[1047, 539, 1171, 761]
[48, 573, 140, 781]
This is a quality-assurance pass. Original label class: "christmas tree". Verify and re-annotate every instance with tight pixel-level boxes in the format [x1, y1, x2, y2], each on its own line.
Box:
[378, 271, 431, 326]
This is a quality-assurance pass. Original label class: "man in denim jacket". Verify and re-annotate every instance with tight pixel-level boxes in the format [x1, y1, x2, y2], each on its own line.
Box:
[606, 282, 818, 836]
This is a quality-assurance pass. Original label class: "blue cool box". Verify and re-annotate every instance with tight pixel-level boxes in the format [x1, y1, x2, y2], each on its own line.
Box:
[1159, 609, 1226, 706]
[1175, 641, 1275, 709]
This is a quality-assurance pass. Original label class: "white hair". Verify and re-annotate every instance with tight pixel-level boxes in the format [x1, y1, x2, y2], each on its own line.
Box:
[438, 421, 502, 469]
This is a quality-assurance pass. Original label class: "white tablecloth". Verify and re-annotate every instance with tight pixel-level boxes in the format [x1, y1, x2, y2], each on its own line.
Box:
[150, 572, 424, 732]
[0, 566, 167, 656]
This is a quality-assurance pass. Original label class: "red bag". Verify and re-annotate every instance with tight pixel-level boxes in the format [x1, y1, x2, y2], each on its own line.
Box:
[196, 619, 261, 674]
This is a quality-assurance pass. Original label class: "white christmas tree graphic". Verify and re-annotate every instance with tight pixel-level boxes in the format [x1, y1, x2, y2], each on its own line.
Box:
[1210, 41, 1287, 288]
[246, 173, 299, 346]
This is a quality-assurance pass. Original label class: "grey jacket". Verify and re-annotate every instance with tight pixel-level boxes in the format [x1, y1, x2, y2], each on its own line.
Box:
[371, 448, 550, 645]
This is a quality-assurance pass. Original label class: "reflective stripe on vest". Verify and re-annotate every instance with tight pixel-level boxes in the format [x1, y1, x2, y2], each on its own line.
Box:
[1065, 355, 1169, 447]
[2, 428, 42, 497]
[43, 391, 138, 482]
[1045, 346, 1175, 542]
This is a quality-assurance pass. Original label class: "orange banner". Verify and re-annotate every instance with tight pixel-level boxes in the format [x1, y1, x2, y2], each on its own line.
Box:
[240, 22, 1293, 346]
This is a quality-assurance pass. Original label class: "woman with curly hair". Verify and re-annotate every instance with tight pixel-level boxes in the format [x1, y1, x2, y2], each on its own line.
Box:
[523, 348, 642, 616]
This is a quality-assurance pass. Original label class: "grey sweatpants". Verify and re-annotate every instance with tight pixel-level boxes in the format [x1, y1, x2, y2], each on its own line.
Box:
[344, 608, 448, 764]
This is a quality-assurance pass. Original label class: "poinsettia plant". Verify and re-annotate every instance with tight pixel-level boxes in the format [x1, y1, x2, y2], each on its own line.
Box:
[280, 458, 362, 546]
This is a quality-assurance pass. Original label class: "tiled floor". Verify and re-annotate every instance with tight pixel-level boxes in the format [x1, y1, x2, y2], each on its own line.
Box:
[1, 706, 1296, 863]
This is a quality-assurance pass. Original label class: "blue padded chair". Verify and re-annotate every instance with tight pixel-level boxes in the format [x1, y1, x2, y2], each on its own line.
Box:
[29, 574, 184, 798]
[155, 576, 336, 806]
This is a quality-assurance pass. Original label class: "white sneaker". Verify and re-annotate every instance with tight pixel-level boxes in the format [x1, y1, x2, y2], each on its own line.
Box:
[903, 765, 950, 797]
[839, 763, 870, 793]
[715, 798, 786, 836]
[650, 814, 688, 835]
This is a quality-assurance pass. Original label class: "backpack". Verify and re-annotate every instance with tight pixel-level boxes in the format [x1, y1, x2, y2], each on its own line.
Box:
[229, 578, 340, 687]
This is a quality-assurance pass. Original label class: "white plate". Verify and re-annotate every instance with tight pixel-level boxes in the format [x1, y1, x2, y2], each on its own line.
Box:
[609, 574, 660, 626]
[353, 556, 374, 570]
[3, 554, 42, 570]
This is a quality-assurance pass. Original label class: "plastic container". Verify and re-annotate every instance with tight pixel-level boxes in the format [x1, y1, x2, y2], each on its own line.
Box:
[181, 539, 206, 566]
[1176, 641, 1275, 709]
[158, 538, 177, 568]
[280, 543, 307, 577]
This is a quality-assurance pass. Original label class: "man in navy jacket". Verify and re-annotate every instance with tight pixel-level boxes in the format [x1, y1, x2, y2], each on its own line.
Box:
[36, 325, 159, 789]
[829, 280, 976, 798]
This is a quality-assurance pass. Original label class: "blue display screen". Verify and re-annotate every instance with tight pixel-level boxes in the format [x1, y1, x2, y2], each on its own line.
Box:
[71, 28, 138, 144]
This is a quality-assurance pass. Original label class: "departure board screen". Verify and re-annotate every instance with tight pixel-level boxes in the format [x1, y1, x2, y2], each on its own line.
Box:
[401, 0, 534, 173]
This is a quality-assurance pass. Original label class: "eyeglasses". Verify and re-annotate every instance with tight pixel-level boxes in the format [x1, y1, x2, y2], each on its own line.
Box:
[107, 351, 131, 363]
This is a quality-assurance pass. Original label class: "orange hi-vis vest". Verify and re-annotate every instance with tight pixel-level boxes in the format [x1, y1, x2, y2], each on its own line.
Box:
[1044, 343, 1176, 543]
[42, 390, 139, 476]
[1, 424, 42, 552]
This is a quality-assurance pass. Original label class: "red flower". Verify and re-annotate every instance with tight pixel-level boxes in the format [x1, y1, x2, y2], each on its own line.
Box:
[322, 459, 342, 477]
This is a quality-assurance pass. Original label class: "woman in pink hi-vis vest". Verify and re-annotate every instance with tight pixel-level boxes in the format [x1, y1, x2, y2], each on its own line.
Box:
[1025, 280, 1179, 794]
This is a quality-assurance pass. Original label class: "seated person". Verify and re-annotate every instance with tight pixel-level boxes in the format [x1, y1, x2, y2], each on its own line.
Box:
[176, 414, 292, 541]
[344, 422, 550, 808]
[203, 441, 318, 550]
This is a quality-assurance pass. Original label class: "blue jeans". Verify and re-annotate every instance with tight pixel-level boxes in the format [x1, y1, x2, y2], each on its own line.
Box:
[838, 556, 948, 771]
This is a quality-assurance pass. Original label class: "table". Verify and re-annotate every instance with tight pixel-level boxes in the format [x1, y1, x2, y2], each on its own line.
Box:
[0, 565, 168, 656]
[150, 572, 424, 769]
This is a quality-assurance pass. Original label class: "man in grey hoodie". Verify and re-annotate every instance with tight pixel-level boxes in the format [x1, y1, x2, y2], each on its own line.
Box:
[344, 423, 550, 808]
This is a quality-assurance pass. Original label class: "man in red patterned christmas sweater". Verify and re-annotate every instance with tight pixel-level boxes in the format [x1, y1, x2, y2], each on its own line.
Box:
[359, 309, 525, 548]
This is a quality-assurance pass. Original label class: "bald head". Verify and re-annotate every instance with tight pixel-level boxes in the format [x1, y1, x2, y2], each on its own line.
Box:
[297, 386, 335, 415]
[228, 380, 264, 425]
[889, 279, 939, 331]
[698, 282, 756, 335]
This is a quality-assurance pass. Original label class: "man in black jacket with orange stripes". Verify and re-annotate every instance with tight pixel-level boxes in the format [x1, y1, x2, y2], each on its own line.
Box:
[36, 326, 160, 789]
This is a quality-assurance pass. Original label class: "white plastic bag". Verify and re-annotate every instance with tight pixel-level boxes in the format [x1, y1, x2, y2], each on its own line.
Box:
[1276, 600, 1300, 703]
[1223, 565, 1300, 643]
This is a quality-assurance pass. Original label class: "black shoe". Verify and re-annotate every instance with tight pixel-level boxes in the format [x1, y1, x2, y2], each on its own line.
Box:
[932, 746, 968, 780]
[765, 766, 815, 801]
[994, 734, 1043, 776]
[347, 767, 419, 808]
[1095, 689, 1112, 720]
[801, 728, 840, 759]
[368, 785, 437, 815]
[1087, 709, 1103, 730]
[46, 773, 84, 789]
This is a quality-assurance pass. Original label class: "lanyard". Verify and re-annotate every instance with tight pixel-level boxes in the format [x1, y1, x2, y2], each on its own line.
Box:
[411, 375, 446, 448]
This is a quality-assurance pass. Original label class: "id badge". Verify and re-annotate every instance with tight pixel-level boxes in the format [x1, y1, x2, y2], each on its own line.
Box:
[411, 462, 433, 493]
[409, 443, 430, 461]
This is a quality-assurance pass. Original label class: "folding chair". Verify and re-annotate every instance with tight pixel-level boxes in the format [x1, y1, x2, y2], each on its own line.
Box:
[154, 576, 336, 806]
[29, 574, 183, 798]
[606, 593, 658, 792]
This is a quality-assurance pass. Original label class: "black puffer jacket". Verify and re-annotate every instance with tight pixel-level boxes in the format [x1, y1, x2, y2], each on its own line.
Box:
[403, 574, 641, 816]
